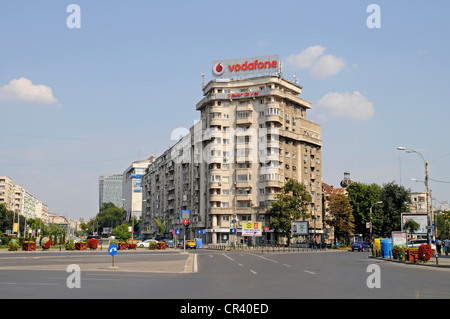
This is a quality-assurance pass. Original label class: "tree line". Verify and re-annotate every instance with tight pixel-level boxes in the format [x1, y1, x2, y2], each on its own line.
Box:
[266, 179, 450, 246]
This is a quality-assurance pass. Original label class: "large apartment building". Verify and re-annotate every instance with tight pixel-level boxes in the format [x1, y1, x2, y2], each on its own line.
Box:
[141, 55, 323, 244]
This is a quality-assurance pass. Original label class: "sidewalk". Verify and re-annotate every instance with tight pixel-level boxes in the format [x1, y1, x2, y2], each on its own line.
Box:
[371, 254, 450, 268]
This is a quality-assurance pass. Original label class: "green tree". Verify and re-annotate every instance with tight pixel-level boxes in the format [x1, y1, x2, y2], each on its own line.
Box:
[0, 204, 14, 233]
[326, 194, 354, 245]
[112, 224, 131, 241]
[91, 202, 126, 234]
[347, 182, 383, 239]
[380, 182, 411, 236]
[154, 218, 167, 236]
[266, 179, 312, 245]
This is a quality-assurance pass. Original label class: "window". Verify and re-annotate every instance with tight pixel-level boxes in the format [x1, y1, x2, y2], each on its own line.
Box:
[221, 202, 230, 208]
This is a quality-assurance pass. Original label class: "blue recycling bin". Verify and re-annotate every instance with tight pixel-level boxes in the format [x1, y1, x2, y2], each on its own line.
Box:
[380, 238, 392, 258]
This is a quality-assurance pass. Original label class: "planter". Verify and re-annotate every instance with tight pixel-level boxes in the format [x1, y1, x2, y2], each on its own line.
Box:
[407, 248, 419, 262]
[89, 238, 98, 250]
[157, 242, 167, 250]
[127, 239, 137, 250]
[22, 242, 36, 251]
[418, 244, 433, 262]
[118, 243, 127, 250]
[8, 239, 19, 251]
[75, 242, 88, 250]
[42, 237, 51, 250]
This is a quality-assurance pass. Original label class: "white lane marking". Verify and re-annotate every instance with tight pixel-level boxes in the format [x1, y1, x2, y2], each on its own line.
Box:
[222, 253, 234, 261]
[250, 270, 258, 275]
[304, 270, 316, 275]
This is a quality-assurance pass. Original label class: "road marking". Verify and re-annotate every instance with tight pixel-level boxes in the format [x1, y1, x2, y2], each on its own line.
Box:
[238, 263, 244, 267]
[304, 270, 316, 275]
[250, 270, 257, 275]
[0, 282, 58, 286]
[250, 253, 278, 263]
[283, 264, 291, 267]
[222, 253, 234, 261]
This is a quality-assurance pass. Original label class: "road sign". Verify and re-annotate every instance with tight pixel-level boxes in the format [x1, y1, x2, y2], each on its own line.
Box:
[176, 229, 180, 235]
[108, 244, 118, 256]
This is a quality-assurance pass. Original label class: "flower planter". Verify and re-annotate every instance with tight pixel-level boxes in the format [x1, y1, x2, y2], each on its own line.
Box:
[75, 242, 88, 250]
[118, 243, 127, 250]
[157, 242, 167, 250]
[127, 239, 137, 250]
[418, 244, 433, 262]
[89, 238, 98, 250]
[22, 242, 36, 251]
[406, 248, 419, 262]
[42, 239, 51, 250]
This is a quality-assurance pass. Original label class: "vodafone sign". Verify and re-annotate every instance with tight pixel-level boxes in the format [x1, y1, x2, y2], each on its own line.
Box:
[212, 55, 280, 79]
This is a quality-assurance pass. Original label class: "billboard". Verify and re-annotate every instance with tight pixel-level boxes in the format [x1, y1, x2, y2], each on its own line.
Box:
[401, 213, 428, 234]
[242, 222, 262, 237]
[212, 55, 280, 79]
[292, 221, 309, 235]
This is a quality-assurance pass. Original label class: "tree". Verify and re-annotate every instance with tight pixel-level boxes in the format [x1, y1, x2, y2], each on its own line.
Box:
[380, 182, 411, 236]
[326, 194, 354, 245]
[266, 179, 312, 245]
[91, 202, 126, 234]
[111, 224, 131, 241]
[154, 218, 167, 237]
[347, 182, 383, 239]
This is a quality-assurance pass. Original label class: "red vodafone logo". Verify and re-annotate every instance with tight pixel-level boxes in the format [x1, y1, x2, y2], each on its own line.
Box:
[212, 62, 225, 76]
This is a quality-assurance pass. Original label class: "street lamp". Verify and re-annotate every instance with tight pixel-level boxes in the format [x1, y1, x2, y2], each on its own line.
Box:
[370, 201, 383, 248]
[397, 146, 431, 244]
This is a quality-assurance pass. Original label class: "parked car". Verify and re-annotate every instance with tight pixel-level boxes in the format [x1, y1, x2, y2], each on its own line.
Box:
[185, 239, 196, 249]
[138, 239, 157, 248]
[352, 241, 370, 252]
[408, 239, 436, 252]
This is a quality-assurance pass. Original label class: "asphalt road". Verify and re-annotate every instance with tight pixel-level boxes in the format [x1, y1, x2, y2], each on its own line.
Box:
[1, 249, 449, 301]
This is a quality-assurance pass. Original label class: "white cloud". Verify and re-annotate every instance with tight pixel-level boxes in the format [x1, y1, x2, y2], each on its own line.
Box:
[285, 46, 346, 79]
[310, 54, 346, 79]
[317, 91, 374, 121]
[285, 45, 325, 69]
[0, 77, 58, 105]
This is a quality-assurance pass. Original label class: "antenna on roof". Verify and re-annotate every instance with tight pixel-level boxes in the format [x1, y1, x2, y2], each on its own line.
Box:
[293, 73, 298, 84]
[201, 72, 205, 88]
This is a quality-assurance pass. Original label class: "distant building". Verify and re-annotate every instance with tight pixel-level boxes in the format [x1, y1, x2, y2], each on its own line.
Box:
[122, 156, 155, 222]
[99, 174, 123, 209]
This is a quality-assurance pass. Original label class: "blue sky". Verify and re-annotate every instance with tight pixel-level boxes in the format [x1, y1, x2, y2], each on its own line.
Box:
[1, 1, 449, 220]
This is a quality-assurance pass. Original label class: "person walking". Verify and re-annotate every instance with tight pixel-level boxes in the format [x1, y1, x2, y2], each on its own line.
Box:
[436, 238, 442, 255]
[444, 238, 450, 256]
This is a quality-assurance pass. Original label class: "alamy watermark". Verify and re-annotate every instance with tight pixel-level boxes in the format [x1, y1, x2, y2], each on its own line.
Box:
[366, 264, 381, 288]
[66, 4, 81, 29]
[366, 4, 381, 29]
[66, 264, 81, 288]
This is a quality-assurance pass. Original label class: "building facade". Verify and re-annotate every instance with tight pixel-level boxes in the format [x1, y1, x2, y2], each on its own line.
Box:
[122, 156, 155, 222]
[141, 55, 323, 244]
[99, 174, 123, 209]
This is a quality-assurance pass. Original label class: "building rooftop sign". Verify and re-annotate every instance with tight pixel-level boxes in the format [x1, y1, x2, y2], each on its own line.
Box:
[212, 55, 280, 80]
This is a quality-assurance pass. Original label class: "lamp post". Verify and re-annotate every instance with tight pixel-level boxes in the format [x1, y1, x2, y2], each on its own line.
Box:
[370, 201, 383, 251]
[397, 146, 431, 244]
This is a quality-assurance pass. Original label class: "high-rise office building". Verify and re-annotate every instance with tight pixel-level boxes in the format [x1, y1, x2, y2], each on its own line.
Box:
[99, 174, 123, 209]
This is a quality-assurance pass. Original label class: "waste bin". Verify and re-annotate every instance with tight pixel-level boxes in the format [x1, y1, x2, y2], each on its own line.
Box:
[374, 238, 381, 257]
[380, 238, 392, 258]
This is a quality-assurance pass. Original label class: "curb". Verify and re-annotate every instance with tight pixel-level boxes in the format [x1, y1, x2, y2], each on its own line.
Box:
[369, 255, 450, 268]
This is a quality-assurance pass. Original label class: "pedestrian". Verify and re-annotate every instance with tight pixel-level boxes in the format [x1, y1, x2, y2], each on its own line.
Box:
[436, 238, 442, 255]
[444, 238, 450, 256]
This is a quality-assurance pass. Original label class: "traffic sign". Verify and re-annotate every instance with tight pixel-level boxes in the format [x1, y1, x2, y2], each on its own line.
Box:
[176, 229, 180, 235]
[108, 244, 118, 256]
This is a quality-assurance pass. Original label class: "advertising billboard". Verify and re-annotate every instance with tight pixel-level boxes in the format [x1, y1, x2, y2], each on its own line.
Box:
[242, 222, 262, 237]
[292, 221, 309, 236]
[212, 55, 280, 79]
[401, 213, 428, 234]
